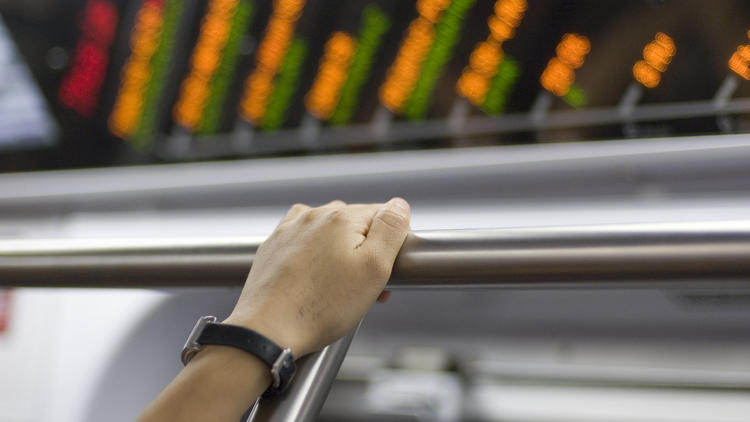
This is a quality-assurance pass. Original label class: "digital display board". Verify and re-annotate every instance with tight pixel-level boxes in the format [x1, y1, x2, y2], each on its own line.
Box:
[2, 0, 750, 171]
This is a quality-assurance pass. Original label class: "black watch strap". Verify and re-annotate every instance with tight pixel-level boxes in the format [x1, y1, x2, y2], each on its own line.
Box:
[181, 316, 296, 396]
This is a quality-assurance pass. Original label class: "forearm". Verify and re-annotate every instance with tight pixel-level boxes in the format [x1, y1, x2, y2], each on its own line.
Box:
[136, 345, 271, 422]
[137, 199, 410, 420]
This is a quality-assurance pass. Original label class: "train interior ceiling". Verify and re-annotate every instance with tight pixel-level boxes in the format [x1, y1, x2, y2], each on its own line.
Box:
[1, 0, 750, 421]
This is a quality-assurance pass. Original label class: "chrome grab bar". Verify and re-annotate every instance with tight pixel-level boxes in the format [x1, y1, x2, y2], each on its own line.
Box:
[3, 221, 750, 421]
[247, 325, 360, 422]
[1, 221, 750, 289]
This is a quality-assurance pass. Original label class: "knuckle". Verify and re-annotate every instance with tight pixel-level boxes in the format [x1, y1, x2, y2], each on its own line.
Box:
[323, 208, 346, 223]
[274, 221, 291, 233]
[285, 203, 310, 221]
[375, 208, 409, 231]
[289, 203, 308, 213]
[326, 200, 345, 207]
[299, 208, 317, 223]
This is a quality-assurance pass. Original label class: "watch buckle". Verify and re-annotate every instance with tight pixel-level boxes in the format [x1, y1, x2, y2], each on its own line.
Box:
[270, 348, 293, 389]
[181, 315, 217, 365]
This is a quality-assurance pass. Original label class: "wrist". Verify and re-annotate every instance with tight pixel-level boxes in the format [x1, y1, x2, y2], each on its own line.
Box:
[222, 313, 309, 358]
[190, 344, 271, 383]
[183, 316, 297, 395]
[180, 344, 273, 409]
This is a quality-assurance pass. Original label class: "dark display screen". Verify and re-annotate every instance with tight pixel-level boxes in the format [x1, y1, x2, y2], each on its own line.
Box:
[2, 0, 750, 171]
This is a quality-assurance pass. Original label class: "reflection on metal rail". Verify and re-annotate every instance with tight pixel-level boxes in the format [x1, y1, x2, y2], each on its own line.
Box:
[2, 220, 750, 288]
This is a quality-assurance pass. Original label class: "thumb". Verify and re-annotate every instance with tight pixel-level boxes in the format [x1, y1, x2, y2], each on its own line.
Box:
[364, 198, 411, 265]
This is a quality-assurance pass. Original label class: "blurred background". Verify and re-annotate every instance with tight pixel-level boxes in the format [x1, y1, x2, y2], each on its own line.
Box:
[1, 0, 750, 421]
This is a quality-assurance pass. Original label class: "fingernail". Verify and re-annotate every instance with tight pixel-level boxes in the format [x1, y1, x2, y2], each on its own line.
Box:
[388, 197, 410, 212]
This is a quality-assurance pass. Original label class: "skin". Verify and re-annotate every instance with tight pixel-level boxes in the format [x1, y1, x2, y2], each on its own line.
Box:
[136, 198, 411, 422]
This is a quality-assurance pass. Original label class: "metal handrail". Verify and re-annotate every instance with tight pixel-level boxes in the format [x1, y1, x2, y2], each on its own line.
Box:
[2, 220, 750, 289]
[247, 325, 360, 422]
[3, 221, 750, 421]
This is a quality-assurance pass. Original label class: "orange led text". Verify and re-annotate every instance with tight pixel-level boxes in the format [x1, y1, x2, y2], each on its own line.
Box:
[305, 32, 356, 120]
[379, 0, 450, 112]
[540, 33, 590, 97]
[108, 0, 164, 138]
[239, 0, 306, 125]
[633, 32, 675, 88]
[729, 30, 750, 80]
[173, 0, 239, 130]
[456, 0, 526, 105]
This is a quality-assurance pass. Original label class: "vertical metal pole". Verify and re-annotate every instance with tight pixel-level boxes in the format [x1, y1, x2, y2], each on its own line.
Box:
[248, 325, 360, 422]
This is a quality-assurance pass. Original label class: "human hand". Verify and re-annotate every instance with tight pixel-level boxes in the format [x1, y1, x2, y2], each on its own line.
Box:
[224, 198, 411, 357]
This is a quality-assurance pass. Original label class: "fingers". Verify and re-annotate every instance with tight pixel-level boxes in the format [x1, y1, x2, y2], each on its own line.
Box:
[376, 290, 391, 303]
[363, 197, 411, 267]
[282, 200, 347, 224]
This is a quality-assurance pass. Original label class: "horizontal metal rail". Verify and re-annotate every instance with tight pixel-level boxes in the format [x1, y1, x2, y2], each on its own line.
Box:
[160, 96, 750, 160]
[2, 220, 750, 288]
[4, 134, 750, 220]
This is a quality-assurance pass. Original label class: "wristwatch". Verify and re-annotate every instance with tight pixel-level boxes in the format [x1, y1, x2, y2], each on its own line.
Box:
[181, 316, 296, 396]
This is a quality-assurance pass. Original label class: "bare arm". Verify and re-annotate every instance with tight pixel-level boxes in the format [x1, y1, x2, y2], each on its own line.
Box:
[136, 198, 411, 422]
